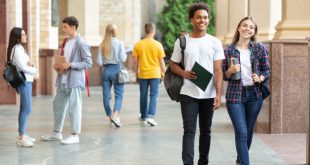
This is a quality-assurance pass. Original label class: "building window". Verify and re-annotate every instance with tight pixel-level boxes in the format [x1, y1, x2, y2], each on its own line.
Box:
[51, 0, 59, 26]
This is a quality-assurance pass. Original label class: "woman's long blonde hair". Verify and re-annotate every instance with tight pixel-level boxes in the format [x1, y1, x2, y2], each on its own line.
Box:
[100, 24, 117, 59]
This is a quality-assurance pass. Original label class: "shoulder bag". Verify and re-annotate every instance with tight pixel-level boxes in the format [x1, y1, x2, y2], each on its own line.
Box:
[3, 47, 26, 89]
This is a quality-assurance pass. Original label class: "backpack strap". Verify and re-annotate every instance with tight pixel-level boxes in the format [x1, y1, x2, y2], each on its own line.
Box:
[9, 46, 17, 62]
[60, 38, 68, 56]
[179, 36, 186, 68]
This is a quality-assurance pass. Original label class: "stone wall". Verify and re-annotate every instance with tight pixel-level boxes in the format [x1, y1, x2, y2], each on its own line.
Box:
[256, 39, 310, 134]
[99, 0, 141, 47]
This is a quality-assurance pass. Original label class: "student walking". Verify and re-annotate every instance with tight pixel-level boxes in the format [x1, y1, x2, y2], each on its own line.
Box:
[132, 22, 166, 126]
[222, 16, 270, 165]
[169, 2, 225, 164]
[97, 24, 127, 127]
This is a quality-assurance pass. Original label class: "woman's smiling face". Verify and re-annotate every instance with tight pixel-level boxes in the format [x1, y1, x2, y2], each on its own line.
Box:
[238, 19, 256, 40]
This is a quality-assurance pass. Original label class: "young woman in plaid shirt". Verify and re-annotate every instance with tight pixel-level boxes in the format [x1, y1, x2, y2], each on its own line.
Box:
[222, 16, 270, 165]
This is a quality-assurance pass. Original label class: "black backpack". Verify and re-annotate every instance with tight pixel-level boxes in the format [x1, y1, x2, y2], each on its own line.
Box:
[164, 36, 186, 102]
[3, 48, 26, 91]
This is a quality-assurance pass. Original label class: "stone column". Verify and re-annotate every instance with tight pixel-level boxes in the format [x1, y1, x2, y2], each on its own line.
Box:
[273, 0, 310, 39]
[308, 37, 310, 165]
[249, 0, 281, 133]
[223, 0, 248, 45]
[215, 0, 228, 43]
[67, 0, 101, 46]
[269, 40, 309, 134]
[123, 0, 141, 46]
[249, 0, 281, 41]
[0, 0, 18, 104]
[29, 0, 41, 95]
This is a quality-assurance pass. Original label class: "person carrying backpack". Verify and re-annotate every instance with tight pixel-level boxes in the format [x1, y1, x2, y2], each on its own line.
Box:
[7, 27, 37, 148]
[169, 2, 224, 165]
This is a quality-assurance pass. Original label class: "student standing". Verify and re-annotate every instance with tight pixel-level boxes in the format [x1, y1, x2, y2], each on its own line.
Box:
[41, 16, 92, 145]
[7, 27, 37, 147]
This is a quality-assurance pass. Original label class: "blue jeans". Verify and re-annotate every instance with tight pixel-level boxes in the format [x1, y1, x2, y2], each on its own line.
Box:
[180, 95, 214, 165]
[226, 87, 263, 165]
[17, 82, 32, 135]
[102, 64, 124, 116]
[139, 78, 160, 119]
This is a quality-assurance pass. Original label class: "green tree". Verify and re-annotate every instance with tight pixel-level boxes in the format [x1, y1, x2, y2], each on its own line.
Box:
[157, 0, 215, 56]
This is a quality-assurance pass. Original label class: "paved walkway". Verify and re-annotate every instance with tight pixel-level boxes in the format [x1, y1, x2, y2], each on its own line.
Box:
[0, 84, 305, 165]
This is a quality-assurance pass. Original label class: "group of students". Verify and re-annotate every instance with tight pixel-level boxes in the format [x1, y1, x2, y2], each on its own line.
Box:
[7, 2, 270, 165]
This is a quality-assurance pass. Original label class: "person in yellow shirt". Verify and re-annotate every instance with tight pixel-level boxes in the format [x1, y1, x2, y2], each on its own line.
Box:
[132, 22, 166, 126]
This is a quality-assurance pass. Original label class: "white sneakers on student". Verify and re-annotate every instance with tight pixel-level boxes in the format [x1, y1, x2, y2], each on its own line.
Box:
[41, 132, 62, 141]
[16, 138, 34, 148]
[146, 118, 158, 126]
[41, 132, 79, 145]
[61, 135, 79, 145]
[139, 116, 158, 126]
[138, 116, 147, 125]
[111, 116, 122, 127]
[24, 135, 36, 143]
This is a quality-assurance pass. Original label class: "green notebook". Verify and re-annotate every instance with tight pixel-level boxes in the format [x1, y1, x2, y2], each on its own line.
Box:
[190, 62, 213, 91]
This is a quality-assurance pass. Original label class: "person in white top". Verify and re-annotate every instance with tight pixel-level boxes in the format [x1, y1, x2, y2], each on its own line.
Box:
[169, 2, 224, 165]
[7, 27, 37, 148]
[222, 16, 270, 165]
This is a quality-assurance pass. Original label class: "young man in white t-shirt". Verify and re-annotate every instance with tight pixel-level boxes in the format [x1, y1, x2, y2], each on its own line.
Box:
[169, 2, 224, 165]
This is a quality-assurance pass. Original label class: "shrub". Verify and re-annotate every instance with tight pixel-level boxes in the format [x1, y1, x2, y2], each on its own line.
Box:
[157, 0, 215, 57]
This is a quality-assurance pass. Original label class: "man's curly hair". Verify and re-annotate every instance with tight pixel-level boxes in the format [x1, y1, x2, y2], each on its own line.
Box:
[188, 2, 210, 20]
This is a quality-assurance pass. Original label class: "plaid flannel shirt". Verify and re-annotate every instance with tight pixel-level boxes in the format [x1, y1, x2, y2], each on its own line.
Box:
[222, 42, 270, 103]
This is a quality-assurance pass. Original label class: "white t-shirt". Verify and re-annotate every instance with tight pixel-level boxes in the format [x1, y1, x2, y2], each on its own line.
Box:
[170, 34, 225, 99]
[237, 48, 254, 86]
[61, 37, 76, 84]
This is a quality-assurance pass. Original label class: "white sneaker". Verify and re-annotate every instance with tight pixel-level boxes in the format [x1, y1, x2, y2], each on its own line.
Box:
[16, 138, 34, 148]
[41, 132, 62, 141]
[61, 135, 79, 145]
[111, 116, 122, 127]
[109, 120, 115, 127]
[147, 118, 158, 126]
[138, 116, 147, 125]
[24, 135, 36, 143]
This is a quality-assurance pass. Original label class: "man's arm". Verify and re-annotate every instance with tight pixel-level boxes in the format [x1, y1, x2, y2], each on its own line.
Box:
[159, 57, 165, 79]
[213, 60, 223, 110]
[133, 56, 139, 82]
[169, 60, 196, 79]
